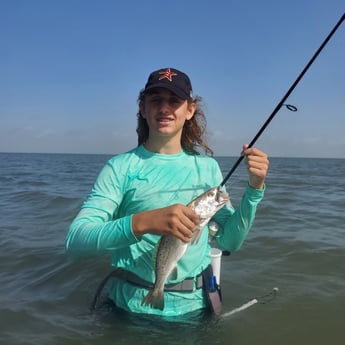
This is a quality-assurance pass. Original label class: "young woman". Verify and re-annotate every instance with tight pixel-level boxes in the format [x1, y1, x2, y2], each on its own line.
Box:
[66, 67, 269, 316]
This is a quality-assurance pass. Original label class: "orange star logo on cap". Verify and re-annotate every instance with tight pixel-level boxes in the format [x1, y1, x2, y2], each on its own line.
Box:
[158, 68, 178, 82]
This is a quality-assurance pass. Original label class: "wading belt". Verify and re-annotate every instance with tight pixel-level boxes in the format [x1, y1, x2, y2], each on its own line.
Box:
[90, 267, 204, 311]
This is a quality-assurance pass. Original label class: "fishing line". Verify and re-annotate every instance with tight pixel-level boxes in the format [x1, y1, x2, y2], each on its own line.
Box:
[220, 13, 345, 187]
[221, 287, 279, 318]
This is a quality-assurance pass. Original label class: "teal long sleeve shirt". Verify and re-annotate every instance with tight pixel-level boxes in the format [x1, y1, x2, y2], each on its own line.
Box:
[66, 145, 264, 316]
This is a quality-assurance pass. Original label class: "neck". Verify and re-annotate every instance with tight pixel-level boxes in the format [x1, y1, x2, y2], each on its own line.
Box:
[144, 136, 183, 154]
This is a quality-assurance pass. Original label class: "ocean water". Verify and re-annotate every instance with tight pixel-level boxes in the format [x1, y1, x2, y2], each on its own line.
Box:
[0, 152, 344, 345]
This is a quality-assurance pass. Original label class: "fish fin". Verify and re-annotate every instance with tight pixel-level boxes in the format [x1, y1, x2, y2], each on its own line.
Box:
[191, 229, 202, 244]
[191, 221, 207, 244]
[168, 265, 178, 280]
[142, 289, 164, 310]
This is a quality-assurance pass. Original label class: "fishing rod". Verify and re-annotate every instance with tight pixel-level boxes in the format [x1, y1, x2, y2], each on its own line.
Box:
[220, 13, 345, 187]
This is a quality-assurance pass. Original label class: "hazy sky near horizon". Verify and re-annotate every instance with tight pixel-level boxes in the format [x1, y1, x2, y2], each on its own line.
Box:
[1, 0, 344, 158]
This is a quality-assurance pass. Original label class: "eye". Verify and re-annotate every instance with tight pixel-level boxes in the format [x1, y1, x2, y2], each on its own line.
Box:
[148, 96, 162, 105]
[169, 97, 181, 104]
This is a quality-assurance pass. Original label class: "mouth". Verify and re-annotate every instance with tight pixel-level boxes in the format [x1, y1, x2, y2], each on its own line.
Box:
[156, 116, 174, 125]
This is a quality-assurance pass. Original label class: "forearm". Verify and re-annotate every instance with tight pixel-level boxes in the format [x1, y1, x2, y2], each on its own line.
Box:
[66, 210, 139, 257]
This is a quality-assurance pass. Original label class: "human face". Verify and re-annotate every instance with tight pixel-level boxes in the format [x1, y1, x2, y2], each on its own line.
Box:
[140, 89, 195, 141]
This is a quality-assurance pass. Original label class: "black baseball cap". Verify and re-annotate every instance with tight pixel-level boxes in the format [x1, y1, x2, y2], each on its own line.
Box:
[143, 67, 193, 100]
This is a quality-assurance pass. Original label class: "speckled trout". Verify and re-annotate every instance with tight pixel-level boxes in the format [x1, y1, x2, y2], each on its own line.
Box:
[142, 186, 230, 310]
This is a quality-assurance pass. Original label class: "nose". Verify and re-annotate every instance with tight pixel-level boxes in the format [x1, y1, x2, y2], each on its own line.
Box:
[158, 99, 171, 113]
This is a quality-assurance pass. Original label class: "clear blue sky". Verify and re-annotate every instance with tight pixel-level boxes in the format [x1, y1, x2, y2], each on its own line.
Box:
[1, 0, 344, 158]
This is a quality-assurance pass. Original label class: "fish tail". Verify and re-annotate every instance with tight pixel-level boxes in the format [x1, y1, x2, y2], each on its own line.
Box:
[142, 288, 164, 310]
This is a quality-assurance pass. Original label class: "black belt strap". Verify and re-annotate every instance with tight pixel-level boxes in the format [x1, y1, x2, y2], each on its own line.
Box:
[111, 268, 203, 291]
[90, 267, 204, 311]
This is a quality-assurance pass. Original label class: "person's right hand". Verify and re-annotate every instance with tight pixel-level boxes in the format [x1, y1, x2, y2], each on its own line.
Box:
[132, 204, 200, 242]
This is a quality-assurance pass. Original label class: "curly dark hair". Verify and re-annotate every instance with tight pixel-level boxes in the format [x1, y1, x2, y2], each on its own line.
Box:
[136, 90, 213, 156]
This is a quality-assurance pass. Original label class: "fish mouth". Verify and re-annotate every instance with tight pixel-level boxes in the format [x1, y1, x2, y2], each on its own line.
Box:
[215, 187, 230, 205]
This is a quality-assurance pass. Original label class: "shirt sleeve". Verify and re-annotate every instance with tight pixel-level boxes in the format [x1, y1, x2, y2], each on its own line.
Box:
[65, 162, 139, 257]
[213, 184, 265, 252]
